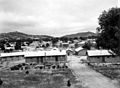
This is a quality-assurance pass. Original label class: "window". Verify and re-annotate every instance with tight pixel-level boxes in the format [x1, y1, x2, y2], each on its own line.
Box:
[55, 56, 58, 62]
[102, 57, 105, 63]
[41, 57, 43, 63]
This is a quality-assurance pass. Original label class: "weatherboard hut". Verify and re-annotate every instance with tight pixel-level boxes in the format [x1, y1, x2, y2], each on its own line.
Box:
[87, 50, 120, 63]
[66, 48, 74, 56]
[0, 52, 25, 64]
[24, 50, 67, 65]
[75, 47, 86, 56]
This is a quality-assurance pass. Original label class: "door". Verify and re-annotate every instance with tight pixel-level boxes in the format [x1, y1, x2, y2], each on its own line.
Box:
[102, 57, 105, 63]
[55, 56, 58, 62]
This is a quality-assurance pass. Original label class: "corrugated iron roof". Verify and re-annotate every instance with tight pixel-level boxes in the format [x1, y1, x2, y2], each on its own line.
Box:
[75, 47, 84, 52]
[0, 50, 66, 58]
[24, 50, 66, 57]
[0, 52, 25, 57]
[87, 50, 115, 56]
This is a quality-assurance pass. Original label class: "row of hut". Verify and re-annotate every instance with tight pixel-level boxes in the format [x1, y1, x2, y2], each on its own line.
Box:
[0, 47, 120, 66]
[67, 47, 120, 64]
[0, 50, 67, 66]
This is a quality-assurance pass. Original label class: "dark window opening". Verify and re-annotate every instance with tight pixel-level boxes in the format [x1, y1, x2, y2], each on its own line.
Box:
[55, 56, 58, 62]
[102, 57, 105, 63]
[41, 57, 43, 63]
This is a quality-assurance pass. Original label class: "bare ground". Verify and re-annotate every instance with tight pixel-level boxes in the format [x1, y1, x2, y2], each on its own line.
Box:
[68, 56, 120, 88]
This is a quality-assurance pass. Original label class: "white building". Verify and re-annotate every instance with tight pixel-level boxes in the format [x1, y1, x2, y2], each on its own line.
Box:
[87, 50, 120, 63]
[0, 50, 67, 66]
[0, 52, 25, 66]
[24, 50, 67, 65]
[75, 47, 86, 56]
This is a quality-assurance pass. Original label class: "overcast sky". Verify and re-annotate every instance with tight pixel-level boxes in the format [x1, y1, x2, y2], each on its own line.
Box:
[0, 0, 117, 37]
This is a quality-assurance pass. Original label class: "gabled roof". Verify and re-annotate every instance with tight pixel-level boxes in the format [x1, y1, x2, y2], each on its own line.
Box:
[78, 41, 85, 44]
[24, 51, 45, 57]
[75, 47, 84, 52]
[0, 50, 66, 58]
[24, 50, 66, 57]
[0, 52, 25, 57]
[87, 50, 115, 56]
[66, 48, 73, 51]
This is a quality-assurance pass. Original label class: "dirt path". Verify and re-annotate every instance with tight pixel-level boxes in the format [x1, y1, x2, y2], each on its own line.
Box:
[68, 56, 120, 88]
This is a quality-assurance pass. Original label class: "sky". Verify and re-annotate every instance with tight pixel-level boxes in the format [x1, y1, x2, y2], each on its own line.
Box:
[0, 0, 117, 37]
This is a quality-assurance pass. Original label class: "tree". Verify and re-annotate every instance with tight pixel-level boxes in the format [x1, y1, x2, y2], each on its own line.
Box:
[0, 42, 5, 51]
[0, 78, 3, 85]
[79, 37, 87, 40]
[74, 37, 78, 40]
[0, 41, 5, 51]
[51, 38, 58, 46]
[60, 37, 68, 42]
[42, 44, 46, 48]
[6, 42, 11, 47]
[46, 43, 50, 48]
[96, 7, 120, 55]
[82, 41, 92, 50]
[15, 40, 22, 50]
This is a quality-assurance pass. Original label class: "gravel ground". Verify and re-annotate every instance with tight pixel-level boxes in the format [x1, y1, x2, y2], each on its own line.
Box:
[68, 56, 120, 88]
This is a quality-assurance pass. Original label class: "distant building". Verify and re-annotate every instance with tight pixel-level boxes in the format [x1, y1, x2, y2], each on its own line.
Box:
[29, 41, 40, 48]
[75, 47, 86, 56]
[69, 43, 75, 48]
[87, 50, 120, 63]
[4, 44, 15, 52]
[77, 41, 86, 47]
[62, 42, 69, 48]
[0, 50, 67, 67]
[73, 39, 79, 43]
[24, 50, 67, 65]
[66, 48, 74, 56]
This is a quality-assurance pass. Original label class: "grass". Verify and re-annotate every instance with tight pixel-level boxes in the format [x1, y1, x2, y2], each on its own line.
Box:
[0, 69, 77, 88]
[89, 64, 120, 80]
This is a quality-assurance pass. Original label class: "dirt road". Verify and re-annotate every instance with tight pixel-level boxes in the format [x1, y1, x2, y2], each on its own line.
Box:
[68, 56, 120, 88]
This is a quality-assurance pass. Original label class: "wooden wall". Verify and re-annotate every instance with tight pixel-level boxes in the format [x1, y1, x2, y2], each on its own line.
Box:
[88, 56, 120, 63]
[25, 55, 67, 64]
[0, 55, 24, 64]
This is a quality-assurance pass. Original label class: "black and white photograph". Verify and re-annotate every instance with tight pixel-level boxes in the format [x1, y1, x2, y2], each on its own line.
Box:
[0, 0, 120, 88]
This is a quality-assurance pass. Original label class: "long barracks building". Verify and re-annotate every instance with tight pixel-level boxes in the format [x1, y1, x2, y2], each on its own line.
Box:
[0, 50, 67, 65]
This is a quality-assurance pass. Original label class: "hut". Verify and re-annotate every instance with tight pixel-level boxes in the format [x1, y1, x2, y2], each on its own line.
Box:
[87, 50, 120, 63]
[0, 52, 25, 64]
[24, 50, 67, 65]
[75, 47, 86, 56]
[66, 48, 74, 56]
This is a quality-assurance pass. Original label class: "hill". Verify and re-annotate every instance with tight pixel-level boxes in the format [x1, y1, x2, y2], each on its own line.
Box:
[0, 31, 97, 41]
[0, 31, 54, 41]
[62, 32, 97, 38]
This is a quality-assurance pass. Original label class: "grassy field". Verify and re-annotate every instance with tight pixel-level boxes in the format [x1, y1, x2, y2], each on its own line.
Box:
[89, 64, 120, 80]
[0, 69, 77, 88]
